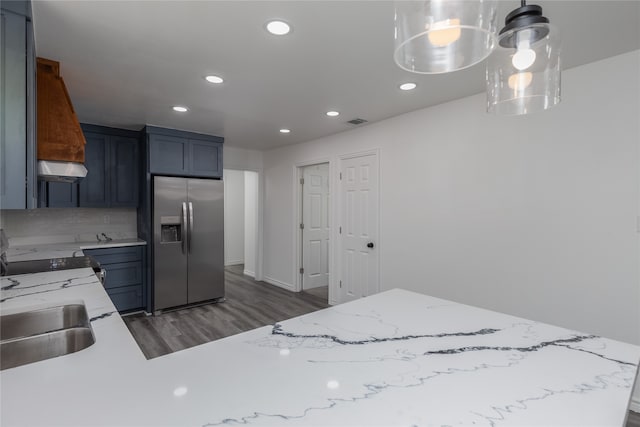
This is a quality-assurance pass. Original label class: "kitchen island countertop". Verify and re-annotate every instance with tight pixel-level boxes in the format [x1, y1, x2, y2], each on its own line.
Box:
[1, 268, 638, 426]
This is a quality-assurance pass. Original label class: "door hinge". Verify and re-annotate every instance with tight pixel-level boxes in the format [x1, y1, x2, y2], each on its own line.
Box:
[339, 226, 342, 234]
[300, 178, 304, 185]
[339, 172, 342, 180]
[339, 280, 342, 288]
[300, 267, 304, 274]
[300, 223, 304, 230]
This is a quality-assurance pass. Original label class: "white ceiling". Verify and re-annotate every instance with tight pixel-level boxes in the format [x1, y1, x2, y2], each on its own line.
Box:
[32, 1, 640, 150]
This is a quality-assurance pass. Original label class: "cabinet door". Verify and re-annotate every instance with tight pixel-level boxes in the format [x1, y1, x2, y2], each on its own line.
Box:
[78, 132, 109, 207]
[110, 136, 139, 207]
[102, 261, 143, 290]
[108, 285, 143, 313]
[188, 140, 222, 177]
[0, 10, 27, 208]
[46, 182, 78, 207]
[149, 134, 188, 175]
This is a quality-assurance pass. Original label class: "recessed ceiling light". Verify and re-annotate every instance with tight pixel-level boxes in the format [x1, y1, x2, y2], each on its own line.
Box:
[172, 106, 188, 112]
[326, 111, 340, 117]
[279, 128, 291, 134]
[266, 20, 291, 35]
[205, 75, 224, 84]
[399, 83, 417, 91]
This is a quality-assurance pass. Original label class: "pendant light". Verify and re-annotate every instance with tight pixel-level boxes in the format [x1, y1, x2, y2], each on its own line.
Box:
[487, 1, 561, 115]
[394, 0, 499, 74]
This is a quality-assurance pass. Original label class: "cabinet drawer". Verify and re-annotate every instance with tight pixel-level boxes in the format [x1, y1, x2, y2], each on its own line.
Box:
[107, 285, 143, 312]
[103, 261, 142, 290]
[84, 246, 142, 264]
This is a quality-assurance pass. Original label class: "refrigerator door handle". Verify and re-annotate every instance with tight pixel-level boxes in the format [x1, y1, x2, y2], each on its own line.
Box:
[182, 202, 188, 254]
[188, 202, 194, 254]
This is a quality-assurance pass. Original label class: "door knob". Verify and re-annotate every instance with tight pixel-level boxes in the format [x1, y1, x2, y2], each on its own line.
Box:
[367, 242, 374, 248]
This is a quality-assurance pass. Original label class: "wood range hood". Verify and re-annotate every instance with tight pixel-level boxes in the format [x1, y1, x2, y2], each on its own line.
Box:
[36, 57, 88, 182]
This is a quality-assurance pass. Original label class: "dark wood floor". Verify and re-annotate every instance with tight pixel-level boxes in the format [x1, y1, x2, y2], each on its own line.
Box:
[123, 265, 329, 359]
[301, 285, 328, 300]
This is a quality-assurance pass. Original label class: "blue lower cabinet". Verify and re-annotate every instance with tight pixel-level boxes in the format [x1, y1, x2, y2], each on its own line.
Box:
[108, 285, 143, 313]
[103, 262, 142, 289]
[84, 246, 146, 313]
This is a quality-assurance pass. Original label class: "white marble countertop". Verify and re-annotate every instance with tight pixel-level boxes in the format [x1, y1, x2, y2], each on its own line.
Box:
[1, 269, 638, 426]
[6, 238, 147, 262]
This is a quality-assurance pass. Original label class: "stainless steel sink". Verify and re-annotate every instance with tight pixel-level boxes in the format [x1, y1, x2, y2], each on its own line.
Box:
[0, 303, 95, 370]
[1, 304, 91, 340]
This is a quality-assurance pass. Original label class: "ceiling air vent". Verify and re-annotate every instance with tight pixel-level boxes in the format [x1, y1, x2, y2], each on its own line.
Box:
[346, 118, 368, 125]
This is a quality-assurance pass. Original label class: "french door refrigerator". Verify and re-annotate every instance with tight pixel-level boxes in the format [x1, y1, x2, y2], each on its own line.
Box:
[153, 176, 224, 311]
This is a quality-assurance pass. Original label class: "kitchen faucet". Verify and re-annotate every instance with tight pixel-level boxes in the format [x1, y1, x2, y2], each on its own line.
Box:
[96, 233, 113, 242]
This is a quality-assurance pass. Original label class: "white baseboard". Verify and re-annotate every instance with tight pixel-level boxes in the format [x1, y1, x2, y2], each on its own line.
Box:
[243, 269, 255, 278]
[630, 397, 640, 413]
[224, 260, 244, 267]
[264, 276, 295, 292]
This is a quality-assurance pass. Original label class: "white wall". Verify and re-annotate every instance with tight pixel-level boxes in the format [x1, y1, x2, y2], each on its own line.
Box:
[224, 146, 263, 171]
[244, 171, 258, 277]
[262, 51, 640, 348]
[223, 145, 264, 280]
[223, 169, 245, 266]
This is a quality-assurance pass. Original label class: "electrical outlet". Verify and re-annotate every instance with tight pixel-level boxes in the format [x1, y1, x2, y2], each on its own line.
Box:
[103, 215, 110, 224]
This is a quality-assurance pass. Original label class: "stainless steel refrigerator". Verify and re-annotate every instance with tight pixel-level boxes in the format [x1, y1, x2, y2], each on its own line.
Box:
[153, 176, 224, 311]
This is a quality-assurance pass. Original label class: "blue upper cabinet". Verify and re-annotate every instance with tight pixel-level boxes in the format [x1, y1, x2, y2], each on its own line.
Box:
[148, 134, 188, 175]
[39, 181, 78, 208]
[189, 139, 223, 177]
[146, 126, 223, 178]
[110, 136, 139, 207]
[0, 2, 37, 209]
[79, 132, 109, 207]
[78, 124, 140, 208]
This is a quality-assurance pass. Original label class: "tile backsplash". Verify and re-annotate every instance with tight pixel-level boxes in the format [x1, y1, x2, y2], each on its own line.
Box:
[0, 208, 137, 245]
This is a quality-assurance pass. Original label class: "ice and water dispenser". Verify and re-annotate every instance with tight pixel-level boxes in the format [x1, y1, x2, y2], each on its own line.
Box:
[160, 216, 182, 243]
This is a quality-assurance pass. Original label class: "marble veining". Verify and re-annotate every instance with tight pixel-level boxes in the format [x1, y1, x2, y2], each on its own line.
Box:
[209, 296, 639, 426]
[271, 322, 502, 345]
[0, 269, 120, 325]
[0, 271, 638, 426]
[0, 271, 99, 303]
[89, 311, 117, 322]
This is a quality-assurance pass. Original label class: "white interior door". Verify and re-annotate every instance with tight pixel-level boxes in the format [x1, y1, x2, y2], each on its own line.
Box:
[302, 163, 330, 289]
[340, 153, 379, 303]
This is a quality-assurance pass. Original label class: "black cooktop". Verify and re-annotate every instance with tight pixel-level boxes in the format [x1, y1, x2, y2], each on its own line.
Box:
[2, 256, 101, 276]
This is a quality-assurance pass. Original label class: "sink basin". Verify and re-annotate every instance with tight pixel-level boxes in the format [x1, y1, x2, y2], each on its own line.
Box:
[1, 304, 91, 340]
[0, 303, 95, 370]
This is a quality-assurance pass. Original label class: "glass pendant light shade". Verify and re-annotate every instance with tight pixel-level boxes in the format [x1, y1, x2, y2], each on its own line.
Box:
[487, 6, 561, 115]
[394, 0, 499, 74]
